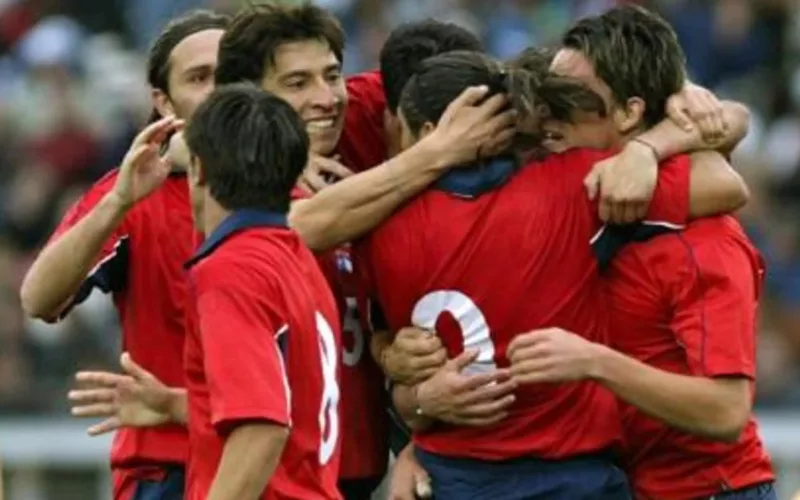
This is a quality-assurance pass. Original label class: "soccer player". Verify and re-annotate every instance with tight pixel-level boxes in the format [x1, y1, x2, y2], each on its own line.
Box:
[180, 83, 343, 500]
[361, 50, 748, 499]
[21, 11, 229, 500]
[506, 6, 776, 499]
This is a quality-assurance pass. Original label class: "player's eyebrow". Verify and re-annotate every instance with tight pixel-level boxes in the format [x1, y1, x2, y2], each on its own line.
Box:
[181, 63, 214, 79]
[281, 63, 342, 82]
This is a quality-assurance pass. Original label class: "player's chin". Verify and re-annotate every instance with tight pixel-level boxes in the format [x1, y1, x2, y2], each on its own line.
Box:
[309, 128, 343, 157]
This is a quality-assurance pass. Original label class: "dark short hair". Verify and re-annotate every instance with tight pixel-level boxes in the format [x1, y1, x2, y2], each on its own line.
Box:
[380, 19, 483, 113]
[215, 1, 345, 86]
[145, 10, 229, 123]
[147, 9, 230, 95]
[400, 51, 605, 139]
[562, 5, 686, 127]
[185, 84, 309, 212]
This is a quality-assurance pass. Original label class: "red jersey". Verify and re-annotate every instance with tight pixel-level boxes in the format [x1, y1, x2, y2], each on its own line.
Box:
[316, 247, 389, 480]
[337, 71, 387, 172]
[50, 170, 191, 472]
[608, 215, 774, 499]
[358, 149, 691, 460]
[184, 210, 342, 500]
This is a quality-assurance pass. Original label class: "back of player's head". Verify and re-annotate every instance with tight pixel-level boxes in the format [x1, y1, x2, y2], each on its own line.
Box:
[185, 84, 309, 213]
[380, 19, 483, 114]
[215, 1, 345, 86]
[562, 5, 686, 127]
[146, 9, 230, 121]
[399, 50, 605, 139]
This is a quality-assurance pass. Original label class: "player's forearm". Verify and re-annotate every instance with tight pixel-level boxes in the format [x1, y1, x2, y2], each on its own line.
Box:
[589, 343, 749, 443]
[687, 151, 749, 218]
[392, 384, 434, 432]
[288, 138, 451, 252]
[207, 423, 288, 500]
[20, 192, 130, 321]
[638, 101, 750, 160]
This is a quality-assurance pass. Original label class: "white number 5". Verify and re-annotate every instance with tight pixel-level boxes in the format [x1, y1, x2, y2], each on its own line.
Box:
[411, 290, 497, 375]
[316, 312, 340, 465]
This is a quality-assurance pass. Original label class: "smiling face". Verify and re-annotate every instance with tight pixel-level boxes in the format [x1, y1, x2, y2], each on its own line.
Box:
[260, 39, 347, 156]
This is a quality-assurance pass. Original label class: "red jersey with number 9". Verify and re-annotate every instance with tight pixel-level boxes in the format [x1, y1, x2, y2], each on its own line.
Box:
[358, 149, 691, 460]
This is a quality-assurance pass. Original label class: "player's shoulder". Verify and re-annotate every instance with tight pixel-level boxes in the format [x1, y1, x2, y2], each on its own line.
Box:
[346, 70, 384, 101]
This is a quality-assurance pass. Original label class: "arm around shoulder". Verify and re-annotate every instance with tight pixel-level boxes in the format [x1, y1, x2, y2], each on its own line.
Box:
[688, 151, 750, 218]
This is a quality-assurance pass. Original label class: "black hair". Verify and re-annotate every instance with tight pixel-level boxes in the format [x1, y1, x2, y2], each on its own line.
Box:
[380, 19, 483, 114]
[146, 9, 230, 122]
[400, 50, 606, 140]
[215, 1, 345, 86]
[562, 5, 686, 126]
[185, 83, 309, 212]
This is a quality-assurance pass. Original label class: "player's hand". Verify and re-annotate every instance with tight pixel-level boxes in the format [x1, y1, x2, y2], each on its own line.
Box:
[387, 444, 432, 500]
[666, 82, 727, 142]
[415, 350, 517, 427]
[112, 116, 184, 208]
[508, 328, 600, 384]
[382, 327, 447, 385]
[298, 154, 354, 193]
[68, 353, 179, 436]
[428, 86, 517, 166]
[584, 140, 658, 224]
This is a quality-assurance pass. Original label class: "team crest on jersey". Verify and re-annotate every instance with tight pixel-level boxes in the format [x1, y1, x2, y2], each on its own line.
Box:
[335, 249, 353, 274]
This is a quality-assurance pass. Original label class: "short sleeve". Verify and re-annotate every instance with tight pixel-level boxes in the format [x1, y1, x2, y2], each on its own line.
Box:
[644, 154, 691, 225]
[197, 282, 291, 434]
[337, 71, 388, 172]
[49, 177, 131, 314]
[667, 235, 760, 379]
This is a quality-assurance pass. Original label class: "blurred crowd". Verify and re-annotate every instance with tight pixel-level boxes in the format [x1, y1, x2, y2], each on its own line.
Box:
[1, 0, 799, 416]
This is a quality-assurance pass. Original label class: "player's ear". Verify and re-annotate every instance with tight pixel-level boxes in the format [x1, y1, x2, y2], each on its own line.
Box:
[152, 88, 175, 118]
[613, 96, 646, 135]
[188, 155, 206, 187]
[418, 121, 436, 140]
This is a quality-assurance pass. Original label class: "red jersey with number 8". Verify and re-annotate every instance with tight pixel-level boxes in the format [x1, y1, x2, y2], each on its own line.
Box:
[184, 213, 342, 499]
[358, 150, 691, 460]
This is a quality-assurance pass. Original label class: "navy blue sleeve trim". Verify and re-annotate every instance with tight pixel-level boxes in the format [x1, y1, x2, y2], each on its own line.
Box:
[591, 221, 683, 270]
[59, 236, 130, 319]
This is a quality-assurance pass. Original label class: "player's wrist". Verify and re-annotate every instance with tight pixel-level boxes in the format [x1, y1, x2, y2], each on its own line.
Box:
[103, 189, 135, 213]
[586, 342, 615, 382]
[166, 387, 188, 424]
[629, 137, 661, 163]
[417, 132, 459, 172]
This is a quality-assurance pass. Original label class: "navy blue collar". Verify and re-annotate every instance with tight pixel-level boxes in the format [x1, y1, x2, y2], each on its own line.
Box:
[434, 156, 518, 199]
[185, 209, 288, 269]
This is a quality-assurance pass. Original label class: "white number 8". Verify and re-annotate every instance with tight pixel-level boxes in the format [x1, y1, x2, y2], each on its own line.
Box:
[411, 290, 497, 375]
[316, 312, 340, 465]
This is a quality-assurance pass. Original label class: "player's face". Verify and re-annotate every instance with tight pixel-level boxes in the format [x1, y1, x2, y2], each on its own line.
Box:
[545, 48, 621, 152]
[261, 39, 348, 157]
[157, 29, 224, 120]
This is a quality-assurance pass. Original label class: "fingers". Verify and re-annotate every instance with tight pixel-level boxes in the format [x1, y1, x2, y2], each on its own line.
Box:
[509, 358, 555, 384]
[459, 369, 513, 392]
[135, 116, 184, 148]
[312, 155, 355, 180]
[449, 349, 479, 371]
[409, 349, 448, 372]
[120, 352, 152, 382]
[68, 388, 116, 406]
[75, 371, 134, 388]
[71, 402, 117, 418]
[474, 93, 512, 119]
[583, 166, 602, 201]
[301, 168, 329, 193]
[667, 104, 694, 133]
[395, 328, 442, 355]
[458, 393, 516, 419]
[439, 86, 490, 123]
[507, 331, 548, 359]
[87, 417, 122, 437]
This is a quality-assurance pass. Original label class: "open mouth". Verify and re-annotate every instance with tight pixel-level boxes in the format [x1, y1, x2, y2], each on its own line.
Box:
[305, 117, 338, 133]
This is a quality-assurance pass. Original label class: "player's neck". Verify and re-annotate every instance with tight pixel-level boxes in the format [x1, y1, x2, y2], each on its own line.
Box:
[201, 197, 231, 238]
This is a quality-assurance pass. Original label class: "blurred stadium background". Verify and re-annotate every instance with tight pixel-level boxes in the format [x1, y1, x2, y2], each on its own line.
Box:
[0, 0, 799, 498]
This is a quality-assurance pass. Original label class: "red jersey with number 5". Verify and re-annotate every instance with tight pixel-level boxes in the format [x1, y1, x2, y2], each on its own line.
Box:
[358, 149, 691, 460]
[184, 213, 342, 500]
[316, 246, 389, 480]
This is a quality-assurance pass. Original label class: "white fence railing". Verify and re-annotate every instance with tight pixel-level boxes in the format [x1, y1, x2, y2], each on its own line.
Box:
[1, 412, 798, 499]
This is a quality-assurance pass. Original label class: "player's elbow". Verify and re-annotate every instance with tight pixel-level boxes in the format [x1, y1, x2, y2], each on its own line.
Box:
[288, 200, 337, 252]
[19, 276, 60, 323]
[702, 383, 751, 443]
